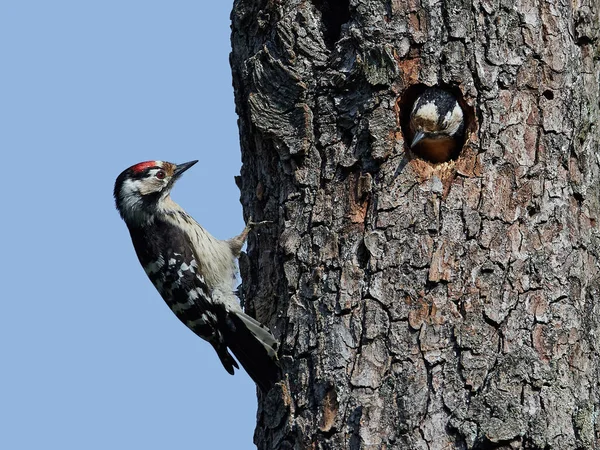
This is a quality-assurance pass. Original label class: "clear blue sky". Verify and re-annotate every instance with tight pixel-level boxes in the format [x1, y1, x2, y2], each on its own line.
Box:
[1, 2, 260, 449]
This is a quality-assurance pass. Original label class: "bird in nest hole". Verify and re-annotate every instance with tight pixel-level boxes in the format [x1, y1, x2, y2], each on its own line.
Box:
[409, 87, 465, 163]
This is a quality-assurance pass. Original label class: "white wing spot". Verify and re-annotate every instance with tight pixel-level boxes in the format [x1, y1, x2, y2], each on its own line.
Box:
[186, 316, 208, 329]
[144, 256, 165, 274]
[171, 298, 195, 314]
[176, 260, 197, 280]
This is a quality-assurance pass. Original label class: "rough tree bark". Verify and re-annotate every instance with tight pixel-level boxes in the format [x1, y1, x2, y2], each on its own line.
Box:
[230, 0, 600, 449]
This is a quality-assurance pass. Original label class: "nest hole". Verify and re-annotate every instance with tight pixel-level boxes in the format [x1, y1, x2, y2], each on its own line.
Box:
[542, 89, 554, 100]
[397, 83, 476, 164]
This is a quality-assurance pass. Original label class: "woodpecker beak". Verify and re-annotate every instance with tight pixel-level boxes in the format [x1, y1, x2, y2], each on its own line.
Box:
[411, 131, 425, 148]
[173, 160, 198, 178]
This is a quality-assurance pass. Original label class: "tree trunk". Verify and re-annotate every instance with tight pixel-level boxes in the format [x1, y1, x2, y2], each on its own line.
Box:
[230, 0, 600, 448]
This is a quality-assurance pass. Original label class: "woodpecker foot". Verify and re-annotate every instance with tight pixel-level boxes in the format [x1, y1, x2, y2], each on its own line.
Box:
[229, 218, 273, 256]
[247, 216, 273, 229]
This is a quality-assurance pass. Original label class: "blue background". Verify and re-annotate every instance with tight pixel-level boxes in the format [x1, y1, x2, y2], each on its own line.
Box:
[1, 2, 259, 448]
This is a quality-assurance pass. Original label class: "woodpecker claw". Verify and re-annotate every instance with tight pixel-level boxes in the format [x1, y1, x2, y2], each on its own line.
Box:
[228, 218, 274, 256]
[247, 218, 273, 228]
[245, 216, 273, 230]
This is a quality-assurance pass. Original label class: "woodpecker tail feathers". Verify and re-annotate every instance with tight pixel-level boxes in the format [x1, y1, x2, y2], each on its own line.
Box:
[212, 343, 239, 376]
[224, 311, 280, 392]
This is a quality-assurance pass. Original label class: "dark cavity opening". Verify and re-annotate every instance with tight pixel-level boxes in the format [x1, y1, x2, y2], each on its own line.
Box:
[312, 0, 351, 47]
[542, 89, 554, 100]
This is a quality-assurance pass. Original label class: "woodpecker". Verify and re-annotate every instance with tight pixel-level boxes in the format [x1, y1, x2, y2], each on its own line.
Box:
[409, 87, 465, 163]
[114, 160, 279, 392]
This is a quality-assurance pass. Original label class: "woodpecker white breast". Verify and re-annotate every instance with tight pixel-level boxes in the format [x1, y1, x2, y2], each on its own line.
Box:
[114, 160, 279, 392]
[409, 88, 464, 163]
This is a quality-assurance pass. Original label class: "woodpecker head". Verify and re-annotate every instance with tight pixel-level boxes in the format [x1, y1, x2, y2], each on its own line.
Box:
[409, 88, 464, 161]
[114, 160, 198, 225]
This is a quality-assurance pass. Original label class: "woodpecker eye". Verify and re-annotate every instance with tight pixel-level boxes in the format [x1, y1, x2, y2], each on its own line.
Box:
[155, 170, 166, 180]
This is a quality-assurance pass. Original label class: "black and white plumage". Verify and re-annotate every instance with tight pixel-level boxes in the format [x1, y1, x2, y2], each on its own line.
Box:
[114, 160, 279, 392]
[409, 87, 465, 163]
